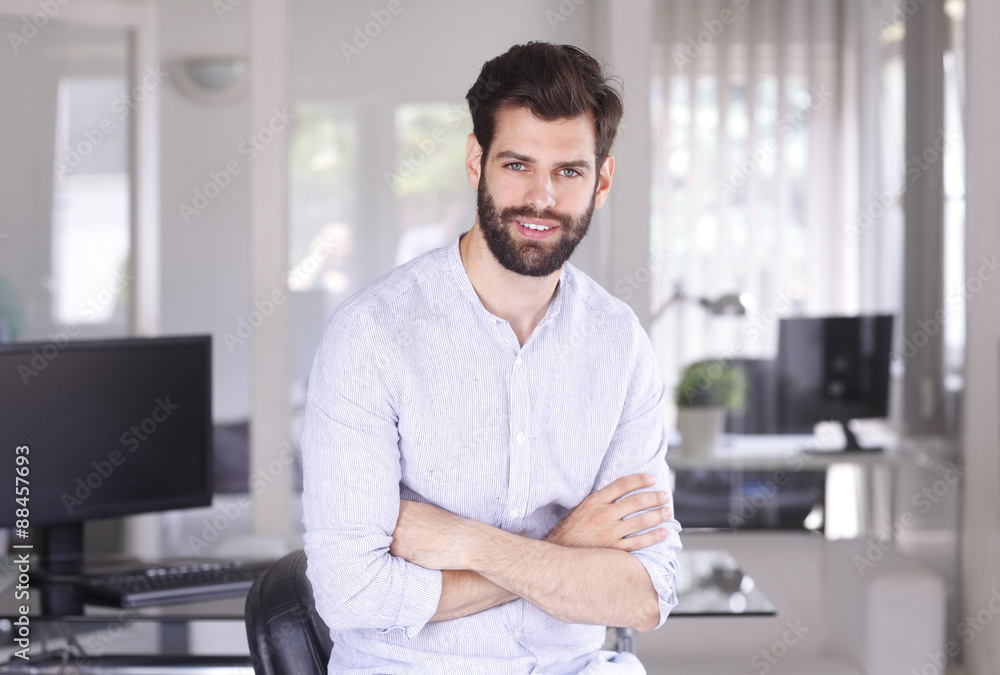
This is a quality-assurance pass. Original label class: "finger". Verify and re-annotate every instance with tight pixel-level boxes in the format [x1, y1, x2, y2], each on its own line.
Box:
[618, 506, 672, 535]
[617, 527, 670, 552]
[594, 473, 658, 504]
[609, 490, 672, 520]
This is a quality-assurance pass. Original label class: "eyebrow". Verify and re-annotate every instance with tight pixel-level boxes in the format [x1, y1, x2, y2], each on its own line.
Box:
[494, 150, 593, 171]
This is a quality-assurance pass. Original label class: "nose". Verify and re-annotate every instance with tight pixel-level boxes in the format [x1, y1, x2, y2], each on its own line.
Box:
[524, 173, 556, 212]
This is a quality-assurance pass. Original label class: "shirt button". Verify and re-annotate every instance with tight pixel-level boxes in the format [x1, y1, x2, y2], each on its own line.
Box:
[516, 432, 525, 444]
[509, 508, 521, 519]
[515, 356, 523, 365]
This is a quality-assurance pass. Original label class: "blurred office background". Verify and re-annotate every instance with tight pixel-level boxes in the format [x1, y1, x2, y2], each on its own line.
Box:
[1, 0, 997, 671]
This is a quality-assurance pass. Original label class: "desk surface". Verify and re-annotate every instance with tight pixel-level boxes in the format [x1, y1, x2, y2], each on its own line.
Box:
[667, 433, 907, 471]
[0, 581, 247, 622]
[0, 550, 773, 674]
[1, 550, 773, 621]
[672, 549, 775, 616]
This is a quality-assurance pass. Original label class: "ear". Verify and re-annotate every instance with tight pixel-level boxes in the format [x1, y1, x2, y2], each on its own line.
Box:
[593, 155, 614, 209]
[466, 133, 483, 190]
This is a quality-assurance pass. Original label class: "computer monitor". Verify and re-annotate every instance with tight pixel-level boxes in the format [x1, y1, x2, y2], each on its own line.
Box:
[674, 358, 827, 531]
[776, 315, 893, 451]
[723, 358, 779, 434]
[0, 336, 212, 574]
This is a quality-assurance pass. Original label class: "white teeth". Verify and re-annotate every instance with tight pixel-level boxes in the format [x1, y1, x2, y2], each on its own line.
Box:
[521, 222, 552, 231]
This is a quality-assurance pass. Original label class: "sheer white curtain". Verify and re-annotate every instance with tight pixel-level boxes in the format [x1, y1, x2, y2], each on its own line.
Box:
[649, 0, 873, 416]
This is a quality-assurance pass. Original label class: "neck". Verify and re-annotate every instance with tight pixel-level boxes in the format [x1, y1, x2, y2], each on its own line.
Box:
[460, 224, 561, 346]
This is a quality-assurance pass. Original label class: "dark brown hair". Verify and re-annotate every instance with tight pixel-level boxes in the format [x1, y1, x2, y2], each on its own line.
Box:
[466, 42, 624, 168]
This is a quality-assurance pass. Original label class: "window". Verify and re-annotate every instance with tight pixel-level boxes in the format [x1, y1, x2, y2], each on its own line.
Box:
[390, 103, 474, 266]
[0, 22, 132, 342]
[286, 101, 474, 408]
[651, 0, 850, 420]
[52, 76, 131, 329]
[287, 104, 358, 404]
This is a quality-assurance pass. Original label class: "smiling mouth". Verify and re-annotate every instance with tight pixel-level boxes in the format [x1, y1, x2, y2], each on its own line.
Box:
[514, 219, 559, 240]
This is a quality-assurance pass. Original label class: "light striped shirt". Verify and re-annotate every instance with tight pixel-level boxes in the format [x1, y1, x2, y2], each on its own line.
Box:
[301, 237, 682, 674]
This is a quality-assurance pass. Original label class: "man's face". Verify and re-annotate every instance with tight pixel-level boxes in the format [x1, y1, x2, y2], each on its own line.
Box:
[467, 106, 614, 278]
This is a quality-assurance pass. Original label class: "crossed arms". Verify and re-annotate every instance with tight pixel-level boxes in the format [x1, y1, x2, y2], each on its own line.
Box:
[390, 473, 673, 632]
[301, 309, 681, 638]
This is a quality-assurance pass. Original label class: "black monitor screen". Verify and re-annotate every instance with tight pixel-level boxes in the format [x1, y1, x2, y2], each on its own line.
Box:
[776, 315, 893, 434]
[0, 336, 212, 528]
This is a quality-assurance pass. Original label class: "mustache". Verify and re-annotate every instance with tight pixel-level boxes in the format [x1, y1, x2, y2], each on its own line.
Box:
[499, 206, 574, 229]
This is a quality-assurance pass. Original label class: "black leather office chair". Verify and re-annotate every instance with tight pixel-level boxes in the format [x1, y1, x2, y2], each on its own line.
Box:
[245, 550, 331, 675]
[245, 549, 636, 675]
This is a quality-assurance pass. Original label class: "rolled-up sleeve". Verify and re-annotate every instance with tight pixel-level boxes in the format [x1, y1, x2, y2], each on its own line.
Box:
[301, 309, 442, 638]
[591, 318, 682, 630]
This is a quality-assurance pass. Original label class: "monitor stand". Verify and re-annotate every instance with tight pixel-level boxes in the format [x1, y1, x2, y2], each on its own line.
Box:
[837, 419, 881, 453]
[31, 522, 85, 578]
[802, 419, 883, 453]
[17, 523, 88, 614]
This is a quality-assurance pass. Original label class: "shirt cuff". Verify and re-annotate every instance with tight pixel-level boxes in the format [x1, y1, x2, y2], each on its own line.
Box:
[631, 522, 682, 630]
[378, 564, 443, 639]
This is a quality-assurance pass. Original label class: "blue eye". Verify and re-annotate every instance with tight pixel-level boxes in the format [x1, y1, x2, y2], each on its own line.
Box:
[559, 168, 581, 178]
[505, 162, 525, 171]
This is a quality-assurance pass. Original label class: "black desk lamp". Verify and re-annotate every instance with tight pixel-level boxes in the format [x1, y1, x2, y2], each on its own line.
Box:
[652, 282, 753, 322]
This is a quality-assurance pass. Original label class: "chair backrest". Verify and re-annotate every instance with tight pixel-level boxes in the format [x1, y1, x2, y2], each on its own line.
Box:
[244, 549, 333, 675]
[245, 549, 636, 672]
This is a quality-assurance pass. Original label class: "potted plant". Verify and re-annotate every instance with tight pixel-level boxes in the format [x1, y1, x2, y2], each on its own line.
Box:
[674, 360, 747, 457]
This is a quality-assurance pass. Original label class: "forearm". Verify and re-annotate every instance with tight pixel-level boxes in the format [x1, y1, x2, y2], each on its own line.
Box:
[429, 570, 517, 622]
[464, 524, 660, 631]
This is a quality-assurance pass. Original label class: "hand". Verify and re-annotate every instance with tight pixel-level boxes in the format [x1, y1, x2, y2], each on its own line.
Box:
[545, 473, 672, 552]
[390, 500, 478, 570]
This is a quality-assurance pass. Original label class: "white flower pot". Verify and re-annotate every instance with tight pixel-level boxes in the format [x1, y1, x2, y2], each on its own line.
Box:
[677, 406, 725, 457]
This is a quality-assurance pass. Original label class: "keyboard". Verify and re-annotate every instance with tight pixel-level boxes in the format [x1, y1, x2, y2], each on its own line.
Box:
[76, 559, 276, 608]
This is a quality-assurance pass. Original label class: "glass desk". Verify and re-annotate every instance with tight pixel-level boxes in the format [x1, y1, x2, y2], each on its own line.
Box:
[0, 561, 255, 674]
[1, 550, 774, 672]
[667, 433, 911, 538]
[672, 549, 775, 617]
[607, 548, 774, 654]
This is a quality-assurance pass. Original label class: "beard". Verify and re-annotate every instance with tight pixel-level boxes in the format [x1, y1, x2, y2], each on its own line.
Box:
[476, 180, 597, 278]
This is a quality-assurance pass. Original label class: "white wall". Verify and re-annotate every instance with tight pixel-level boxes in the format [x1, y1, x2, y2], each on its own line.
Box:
[961, 0, 1000, 671]
[291, 0, 595, 99]
[157, 0, 250, 421]
[0, 18, 60, 338]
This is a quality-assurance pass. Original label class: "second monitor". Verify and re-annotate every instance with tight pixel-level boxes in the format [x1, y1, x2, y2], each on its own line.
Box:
[776, 314, 894, 451]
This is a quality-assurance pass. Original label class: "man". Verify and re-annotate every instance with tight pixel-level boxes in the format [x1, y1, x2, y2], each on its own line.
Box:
[301, 42, 682, 673]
